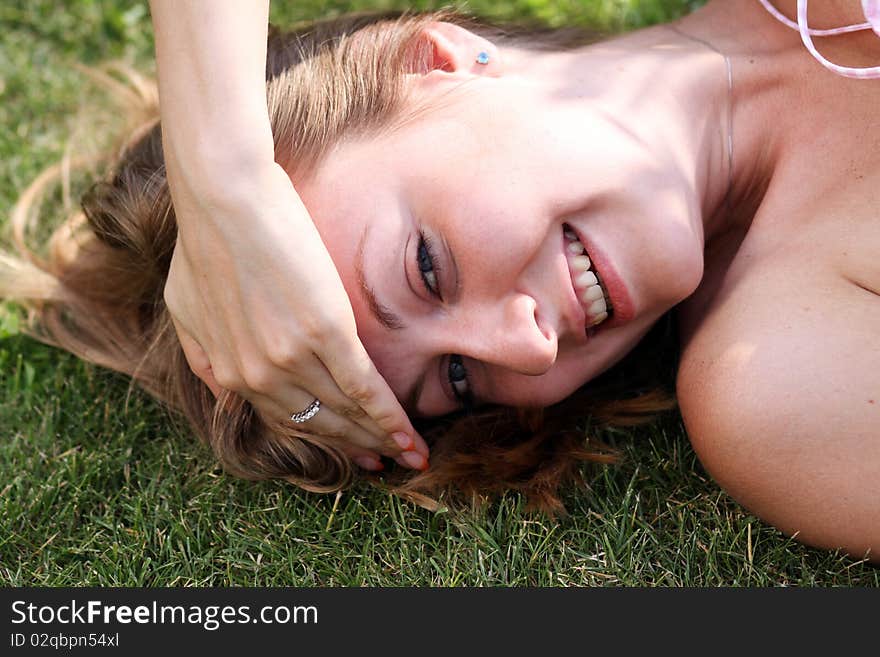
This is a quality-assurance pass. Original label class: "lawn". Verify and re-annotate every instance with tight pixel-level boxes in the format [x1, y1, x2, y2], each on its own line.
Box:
[1, 0, 877, 587]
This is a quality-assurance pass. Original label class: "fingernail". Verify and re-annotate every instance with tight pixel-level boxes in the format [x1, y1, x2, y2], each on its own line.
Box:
[391, 432, 414, 450]
[412, 434, 430, 458]
[399, 451, 427, 471]
[353, 456, 384, 472]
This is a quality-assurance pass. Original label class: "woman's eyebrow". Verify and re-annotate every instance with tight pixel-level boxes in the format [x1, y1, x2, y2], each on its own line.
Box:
[355, 227, 406, 331]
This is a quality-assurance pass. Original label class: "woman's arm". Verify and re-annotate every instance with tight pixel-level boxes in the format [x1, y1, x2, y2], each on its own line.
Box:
[148, 0, 428, 470]
[149, 1, 275, 176]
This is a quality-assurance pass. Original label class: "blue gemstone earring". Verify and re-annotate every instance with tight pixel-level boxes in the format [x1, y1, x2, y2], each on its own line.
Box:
[475, 51, 490, 65]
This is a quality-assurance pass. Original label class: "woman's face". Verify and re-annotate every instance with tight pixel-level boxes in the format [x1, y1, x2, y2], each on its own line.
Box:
[296, 71, 703, 417]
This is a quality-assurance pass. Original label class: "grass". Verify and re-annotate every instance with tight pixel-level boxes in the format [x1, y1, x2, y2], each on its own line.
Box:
[1, 0, 877, 587]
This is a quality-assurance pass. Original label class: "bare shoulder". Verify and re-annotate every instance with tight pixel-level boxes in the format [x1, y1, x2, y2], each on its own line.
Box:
[676, 257, 880, 561]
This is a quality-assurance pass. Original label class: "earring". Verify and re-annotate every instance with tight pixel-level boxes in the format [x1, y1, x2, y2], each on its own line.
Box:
[475, 51, 490, 65]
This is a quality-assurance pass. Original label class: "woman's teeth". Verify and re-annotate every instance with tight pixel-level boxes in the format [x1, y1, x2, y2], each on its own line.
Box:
[564, 228, 612, 328]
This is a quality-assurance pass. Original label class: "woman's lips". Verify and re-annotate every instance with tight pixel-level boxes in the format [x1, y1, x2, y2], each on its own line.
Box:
[564, 223, 634, 330]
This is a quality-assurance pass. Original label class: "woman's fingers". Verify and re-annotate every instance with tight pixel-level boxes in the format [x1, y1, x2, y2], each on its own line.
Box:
[271, 391, 428, 471]
[282, 390, 426, 467]
[171, 321, 427, 470]
[173, 317, 224, 397]
[222, 347, 414, 457]
[274, 356, 400, 448]
[343, 448, 385, 472]
[174, 322, 429, 468]
[320, 331, 428, 457]
[229, 330, 427, 460]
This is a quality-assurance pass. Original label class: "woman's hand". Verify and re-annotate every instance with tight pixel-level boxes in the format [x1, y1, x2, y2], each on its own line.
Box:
[164, 156, 428, 472]
[147, 0, 425, 471]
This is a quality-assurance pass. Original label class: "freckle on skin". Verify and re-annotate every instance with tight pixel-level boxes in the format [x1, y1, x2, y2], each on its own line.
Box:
[869, 400, 875, 404]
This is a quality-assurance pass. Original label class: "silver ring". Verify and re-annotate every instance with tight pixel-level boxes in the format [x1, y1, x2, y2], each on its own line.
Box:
[289, 398, 321, 423]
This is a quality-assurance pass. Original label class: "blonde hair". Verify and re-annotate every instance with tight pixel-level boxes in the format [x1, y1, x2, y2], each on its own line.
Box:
[1, 10, 675, 511]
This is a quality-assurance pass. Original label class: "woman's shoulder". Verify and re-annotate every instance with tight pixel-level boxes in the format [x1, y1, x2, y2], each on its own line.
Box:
[676, 227, 880, 436]
[677, 153, 880, 421]
[674, 242, 880, 558]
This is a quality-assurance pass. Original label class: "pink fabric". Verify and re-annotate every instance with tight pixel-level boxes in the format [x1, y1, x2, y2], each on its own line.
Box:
[758, 0, 880, 79]
[865, 0, 880, 38]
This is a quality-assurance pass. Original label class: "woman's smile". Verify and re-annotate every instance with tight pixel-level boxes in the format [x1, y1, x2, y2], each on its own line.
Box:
[563, 224, 610, 332]
[563, 220, 636, 332]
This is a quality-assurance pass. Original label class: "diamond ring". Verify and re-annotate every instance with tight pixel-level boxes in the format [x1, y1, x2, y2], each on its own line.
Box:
[289, 398, 321, 423]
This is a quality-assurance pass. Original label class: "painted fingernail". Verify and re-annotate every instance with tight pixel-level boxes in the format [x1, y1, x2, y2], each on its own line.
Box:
[353, 456, 384, 472]
[391, 432, 414, 450]
[399, 451, 428, 471]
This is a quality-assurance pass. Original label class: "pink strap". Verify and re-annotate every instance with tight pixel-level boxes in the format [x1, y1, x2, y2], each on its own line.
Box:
[866, 0, 880, 37]
[758, 0, 880, 79]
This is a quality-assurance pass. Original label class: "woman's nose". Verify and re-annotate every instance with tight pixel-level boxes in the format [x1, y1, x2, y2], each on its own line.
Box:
[456, 293, 558, 376]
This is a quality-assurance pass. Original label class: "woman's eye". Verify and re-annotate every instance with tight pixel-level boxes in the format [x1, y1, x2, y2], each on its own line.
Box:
[448, 354, 472, 407]
[417, 233, 441, 299]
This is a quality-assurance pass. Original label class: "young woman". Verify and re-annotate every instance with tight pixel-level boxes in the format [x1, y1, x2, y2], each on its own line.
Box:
[3, 0, 878, 561]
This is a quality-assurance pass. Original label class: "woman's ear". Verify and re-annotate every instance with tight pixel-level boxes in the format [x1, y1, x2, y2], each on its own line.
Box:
[416, 21, 502, 76]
